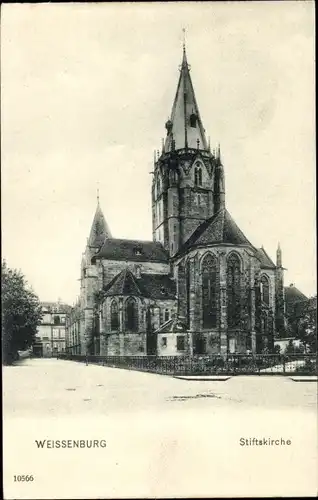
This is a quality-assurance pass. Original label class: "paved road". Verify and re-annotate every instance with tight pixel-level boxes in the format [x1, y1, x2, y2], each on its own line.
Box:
[3, 358, 317, 416]
[3, 359, 317, 499]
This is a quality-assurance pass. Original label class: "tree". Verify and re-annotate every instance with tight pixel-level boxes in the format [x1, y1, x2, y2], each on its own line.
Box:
[287, 296, 317, 353]
[1, 261, 43, 364]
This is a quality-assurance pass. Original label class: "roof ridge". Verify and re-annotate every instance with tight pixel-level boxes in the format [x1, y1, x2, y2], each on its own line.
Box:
[103, 270, 123, 293]
[121, 268, 128, 295]
[260, 247, 276, 267]
[223, 209, 254, 247]
[129, 269, 143, 296]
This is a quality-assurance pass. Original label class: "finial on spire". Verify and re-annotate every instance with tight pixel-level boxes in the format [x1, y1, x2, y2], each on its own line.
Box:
[181, 28, 189, 68]
[182, 27, 186, 51]
[97, 183, 100, 206]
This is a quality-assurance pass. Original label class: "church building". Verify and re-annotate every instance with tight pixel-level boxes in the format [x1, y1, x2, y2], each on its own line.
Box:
[73, 44, 290, 357]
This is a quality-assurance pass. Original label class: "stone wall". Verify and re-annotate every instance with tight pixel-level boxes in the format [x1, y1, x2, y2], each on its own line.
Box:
[157, 332, 187, 356]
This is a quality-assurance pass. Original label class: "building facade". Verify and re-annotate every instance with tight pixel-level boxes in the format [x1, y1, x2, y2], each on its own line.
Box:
[67, 44, 304, 357]
[34, 301, 71, 357]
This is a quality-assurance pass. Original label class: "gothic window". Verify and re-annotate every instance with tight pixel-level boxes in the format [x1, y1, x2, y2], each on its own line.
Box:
[190, 113, 197, 128]
[260, 275, 270, 305]
[227, 253, 241, 328]
[194, 165, 203, 186]
[171, 170, 178, 183]
[164, 309, 170, 322]
[110, 300, 119, 330]
[125, 297, 138, 332]
[202, 254, 217, 328]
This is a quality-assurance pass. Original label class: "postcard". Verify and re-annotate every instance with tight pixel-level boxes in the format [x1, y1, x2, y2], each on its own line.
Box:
[2, 2, 317, 498]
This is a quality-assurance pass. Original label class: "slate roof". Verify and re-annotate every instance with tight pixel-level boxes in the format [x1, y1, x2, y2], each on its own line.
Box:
[88, 203, 112, 248]
[179, 208, 253, 255]
[155, 317, 188, 334]
[164, 46, 208, 152]
[284, 284, 308, 303]
[103, 269, 176, 300]
[41, 302, 72, 313]
[104, 269, 143, 297]
[255, 247, 276, 269]
[284, 284, 308, 313]
[92, 239, 169, 263]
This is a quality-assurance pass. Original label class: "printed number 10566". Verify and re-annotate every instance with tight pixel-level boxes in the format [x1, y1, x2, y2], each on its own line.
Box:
[14, 475, 34, 482]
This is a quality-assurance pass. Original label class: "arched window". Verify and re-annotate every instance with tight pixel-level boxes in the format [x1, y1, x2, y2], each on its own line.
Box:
[227, 253, 241, 328]
[125, 297, 138, 332]
[260, 275, 270, 305]
[171, 169, 178, 183]
[202, 254, 217, 328]
[110, 301, 119, 330]
[190, 113, 197, 128]
[194, 165, 202, 186]
[164, 309, 170, 322]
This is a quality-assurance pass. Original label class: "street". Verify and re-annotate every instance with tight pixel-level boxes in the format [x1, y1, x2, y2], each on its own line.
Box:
[3, 358, 317, 499]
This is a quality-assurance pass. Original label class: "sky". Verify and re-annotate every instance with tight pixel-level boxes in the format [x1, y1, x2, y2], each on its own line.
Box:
[1, 1, 316, 304]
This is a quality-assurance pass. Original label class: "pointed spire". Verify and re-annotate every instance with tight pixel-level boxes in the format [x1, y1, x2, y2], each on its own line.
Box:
[182, 28, 188, 68]
[217, 143, 221, 162]
[164, 39, 209, 153]
[88, 199, 112, 248]
[213, 144, 226, 212]
[276, 241, 282, 267]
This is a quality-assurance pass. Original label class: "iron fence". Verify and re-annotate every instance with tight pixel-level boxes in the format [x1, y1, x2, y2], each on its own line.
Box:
[57, 353, 317, 376]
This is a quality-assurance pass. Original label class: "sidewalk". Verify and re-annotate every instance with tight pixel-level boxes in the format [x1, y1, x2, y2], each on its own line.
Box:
[289, 376, 317, 382]
[174, 375, 231, 381]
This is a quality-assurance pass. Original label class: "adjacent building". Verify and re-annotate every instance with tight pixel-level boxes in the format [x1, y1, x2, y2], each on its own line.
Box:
[34, 301, 71, 357]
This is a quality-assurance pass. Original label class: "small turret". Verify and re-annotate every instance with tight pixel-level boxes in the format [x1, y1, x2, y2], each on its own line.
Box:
[88, 193, 112, 250]
[213, 144, 225, 212]
[275, 242, 286, 335]
[276, 241, 282, 267]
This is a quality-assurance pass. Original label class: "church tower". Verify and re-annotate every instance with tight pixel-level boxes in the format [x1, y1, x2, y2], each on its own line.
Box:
[80, 196, 112, 353]
[152, 43, 225, 256]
